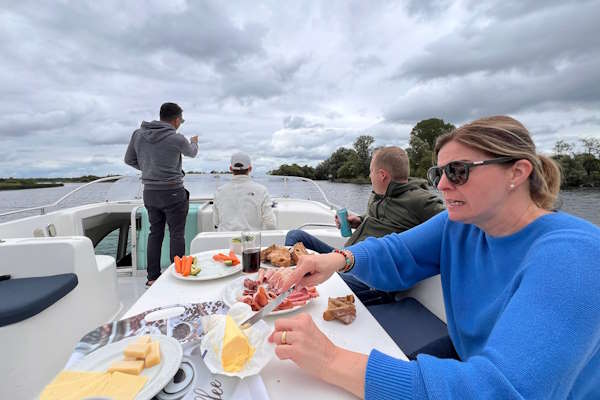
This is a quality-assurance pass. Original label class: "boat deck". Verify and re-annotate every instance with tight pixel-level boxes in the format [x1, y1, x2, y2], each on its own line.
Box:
[115, 273, 147, 320]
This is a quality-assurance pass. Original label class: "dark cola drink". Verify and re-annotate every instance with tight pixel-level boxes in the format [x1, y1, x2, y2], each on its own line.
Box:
[242, 249, 260, 273]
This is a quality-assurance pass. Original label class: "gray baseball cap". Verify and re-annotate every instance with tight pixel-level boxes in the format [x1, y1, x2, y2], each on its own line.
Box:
[230, 152, 251, 170]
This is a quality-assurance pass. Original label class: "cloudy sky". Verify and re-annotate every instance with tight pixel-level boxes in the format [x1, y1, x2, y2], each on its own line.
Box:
[1, 0, 599, 177]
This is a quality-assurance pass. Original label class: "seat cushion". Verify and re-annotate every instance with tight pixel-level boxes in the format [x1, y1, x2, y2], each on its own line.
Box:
[367, 297, 453, 359]
[0, 273, 78, 327]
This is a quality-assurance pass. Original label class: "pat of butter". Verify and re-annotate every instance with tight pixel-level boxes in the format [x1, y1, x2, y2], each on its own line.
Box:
[221, 315, 254, 372]
[144, 341, 161, 368]
[123, 342, 150, 359]
[108, 360, 145, 375]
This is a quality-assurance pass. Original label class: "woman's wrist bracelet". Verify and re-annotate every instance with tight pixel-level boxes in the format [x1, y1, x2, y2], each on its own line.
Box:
[332, 249, 355, 273]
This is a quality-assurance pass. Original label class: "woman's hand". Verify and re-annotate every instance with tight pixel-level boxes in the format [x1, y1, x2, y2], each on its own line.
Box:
[275, 253, 343, 291]
[269, 313, 368, 398]
[269, 313, 337, 377]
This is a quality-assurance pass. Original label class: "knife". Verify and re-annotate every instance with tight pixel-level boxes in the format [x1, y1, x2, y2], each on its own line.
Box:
[239, 285, 295, 329]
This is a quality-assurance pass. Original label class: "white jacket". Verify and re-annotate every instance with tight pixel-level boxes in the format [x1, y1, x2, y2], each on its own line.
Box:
[213, 175, 276, 231]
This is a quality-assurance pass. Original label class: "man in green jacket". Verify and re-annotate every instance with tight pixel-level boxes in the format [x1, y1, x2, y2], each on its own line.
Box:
[285, 146, 444, 302]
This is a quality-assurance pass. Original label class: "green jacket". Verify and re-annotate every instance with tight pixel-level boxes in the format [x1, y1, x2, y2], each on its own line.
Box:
[344, 178, 445, 246]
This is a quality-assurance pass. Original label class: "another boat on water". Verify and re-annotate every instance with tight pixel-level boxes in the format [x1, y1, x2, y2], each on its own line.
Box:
[0, 175, 445, 399]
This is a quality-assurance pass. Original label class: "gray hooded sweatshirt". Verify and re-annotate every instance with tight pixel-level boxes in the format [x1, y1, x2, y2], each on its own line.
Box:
[124, 120, 198, 190]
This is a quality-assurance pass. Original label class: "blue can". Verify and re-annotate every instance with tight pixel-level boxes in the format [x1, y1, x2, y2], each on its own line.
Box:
[336, 208, 352, 237]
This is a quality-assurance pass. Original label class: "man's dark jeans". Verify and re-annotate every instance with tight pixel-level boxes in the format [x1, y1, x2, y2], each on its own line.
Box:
[143, 188, 189, 281]
[285, 229, 395, 305]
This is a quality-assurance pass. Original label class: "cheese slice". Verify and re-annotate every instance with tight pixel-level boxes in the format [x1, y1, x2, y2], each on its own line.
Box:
[63, 373, 111, 400]
[123, 342, 150, 359]
[45, 370, 105, 385]
[108, 360, 145, 375]
[100, 371, 148, 400]
[221, 315, 254, 372]
[144, 340, 161, 368]
[40, 372, 108, 400]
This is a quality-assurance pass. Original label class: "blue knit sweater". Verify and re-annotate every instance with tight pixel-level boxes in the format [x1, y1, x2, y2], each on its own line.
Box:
[347, 211, 600, 399]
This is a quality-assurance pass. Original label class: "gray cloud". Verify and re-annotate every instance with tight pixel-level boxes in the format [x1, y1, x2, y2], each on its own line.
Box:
[385, 55, 600, 124]
[283, 116, 324, 130]
[396, 1, 600, 81]
[404, 0, 452, 17]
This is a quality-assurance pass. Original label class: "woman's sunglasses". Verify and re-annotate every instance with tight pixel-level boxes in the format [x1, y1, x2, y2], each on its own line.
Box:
[427, 157, 516, 188]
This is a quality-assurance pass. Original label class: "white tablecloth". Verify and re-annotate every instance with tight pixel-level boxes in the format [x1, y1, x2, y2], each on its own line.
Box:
[125, 251, 407, 400]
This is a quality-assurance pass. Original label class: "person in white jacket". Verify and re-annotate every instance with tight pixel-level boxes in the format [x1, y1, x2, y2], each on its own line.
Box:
[213, 152, 276, 231]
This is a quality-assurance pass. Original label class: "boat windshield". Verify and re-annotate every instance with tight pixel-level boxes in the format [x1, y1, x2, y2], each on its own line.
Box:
[105, 174, 336, 207]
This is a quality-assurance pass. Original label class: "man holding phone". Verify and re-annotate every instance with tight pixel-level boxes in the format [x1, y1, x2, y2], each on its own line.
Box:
[125, 102, 198, 286]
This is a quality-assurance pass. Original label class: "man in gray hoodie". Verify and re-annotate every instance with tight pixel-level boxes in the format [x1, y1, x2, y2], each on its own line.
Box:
[125, 102, 198, 285]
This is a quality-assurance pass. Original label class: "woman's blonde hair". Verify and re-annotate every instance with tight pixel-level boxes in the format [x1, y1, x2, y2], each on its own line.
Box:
[433, 115, 561, 210]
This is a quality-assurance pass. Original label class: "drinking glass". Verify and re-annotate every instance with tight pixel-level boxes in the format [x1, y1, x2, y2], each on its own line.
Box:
[241, 231, 261, 273]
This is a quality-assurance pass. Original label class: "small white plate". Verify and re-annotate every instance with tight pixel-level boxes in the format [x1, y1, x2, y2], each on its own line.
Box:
[170, 251, 242, 281]
[201, 303, 274, 378]
[70, 334, 183, 400]
[221, 274, 313, 316]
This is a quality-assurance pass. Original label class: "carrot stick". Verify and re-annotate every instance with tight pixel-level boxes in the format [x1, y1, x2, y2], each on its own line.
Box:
[181, 256, 192, 276]
[228, 251, 240, 263]
[184, 256, 192, 276]
[174, 256, 182, 273]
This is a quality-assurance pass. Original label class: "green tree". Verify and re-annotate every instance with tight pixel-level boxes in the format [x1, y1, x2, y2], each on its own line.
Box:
[353, 135, 375, 177]
[270, 163, 315, 177]
[324, 147, 357, 179]
[406, 118, 455, 178]
[314, 160, 331, 180]
[554, 155, 587, 187]
[336, 152, 362, 179]
[580, 137, 600, 158]
[553, 140, 574, 156]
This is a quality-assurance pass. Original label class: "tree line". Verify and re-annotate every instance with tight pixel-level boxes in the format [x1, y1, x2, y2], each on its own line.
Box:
[270, 118, 600, 189]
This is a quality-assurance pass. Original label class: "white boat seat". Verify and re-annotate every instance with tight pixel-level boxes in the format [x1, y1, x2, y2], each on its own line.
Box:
[95, 254, 116, 273]
[0, 274, 78, 327]
[0, 237, 121, 400]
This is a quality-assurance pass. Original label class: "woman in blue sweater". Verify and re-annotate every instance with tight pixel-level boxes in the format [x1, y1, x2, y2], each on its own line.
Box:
[269, 116, 600, 399]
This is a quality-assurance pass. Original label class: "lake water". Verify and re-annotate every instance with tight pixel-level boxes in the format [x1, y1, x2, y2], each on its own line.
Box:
[1, 179, 598, 225]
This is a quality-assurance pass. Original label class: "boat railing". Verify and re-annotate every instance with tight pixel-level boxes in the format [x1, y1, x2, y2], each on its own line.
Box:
[0, 174, 342, 219]
[285, 176, 341, 210]
[0, 176, 125, 218]
[295, 222, 338, 229]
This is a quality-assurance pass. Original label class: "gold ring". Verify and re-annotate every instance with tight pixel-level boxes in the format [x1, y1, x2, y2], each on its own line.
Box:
[281, 330, 287, 345]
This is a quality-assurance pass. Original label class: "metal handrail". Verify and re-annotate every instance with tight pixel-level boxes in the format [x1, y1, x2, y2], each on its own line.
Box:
[295, 222, 338, 230]
[0, 175, 125, 217]
[285, 176, 341, 210]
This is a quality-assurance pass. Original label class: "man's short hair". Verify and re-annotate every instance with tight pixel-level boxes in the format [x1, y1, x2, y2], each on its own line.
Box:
[160, 102, 183, 121]
[373, 146, 409, 182]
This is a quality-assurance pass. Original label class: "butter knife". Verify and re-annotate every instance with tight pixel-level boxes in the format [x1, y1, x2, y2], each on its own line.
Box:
[239, 285, 295, 329]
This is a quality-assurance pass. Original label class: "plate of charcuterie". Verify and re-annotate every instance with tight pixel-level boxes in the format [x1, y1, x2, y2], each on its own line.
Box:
[220, 268, 319, 315]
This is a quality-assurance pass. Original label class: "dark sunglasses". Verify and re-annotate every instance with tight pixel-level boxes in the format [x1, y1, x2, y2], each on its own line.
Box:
[427, 157, 516, 188]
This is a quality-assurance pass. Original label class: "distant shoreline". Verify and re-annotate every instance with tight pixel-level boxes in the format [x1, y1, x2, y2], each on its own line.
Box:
[0, 182, 64, 191]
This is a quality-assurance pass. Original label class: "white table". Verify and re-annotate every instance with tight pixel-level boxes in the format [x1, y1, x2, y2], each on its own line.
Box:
[124, 250, 408, 399]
